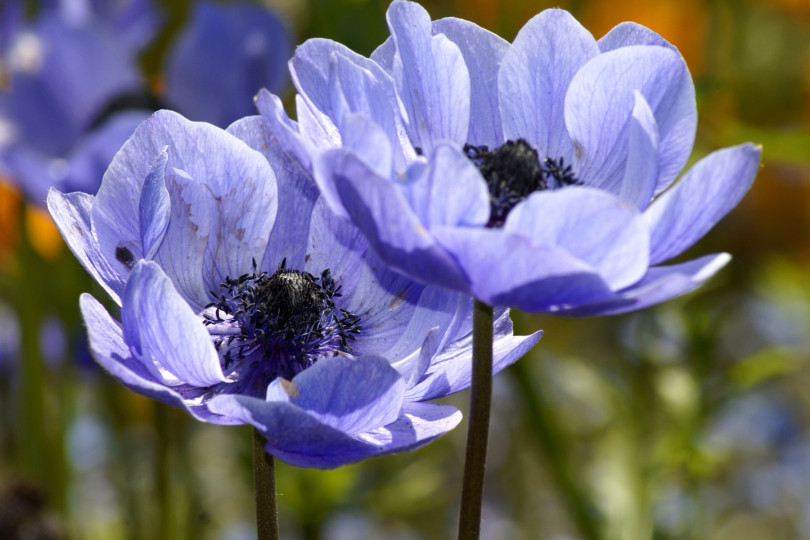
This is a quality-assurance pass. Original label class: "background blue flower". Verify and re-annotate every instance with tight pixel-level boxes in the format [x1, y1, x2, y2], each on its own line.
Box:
[258, 0, 760, 316]
[0, 0, 291, 206]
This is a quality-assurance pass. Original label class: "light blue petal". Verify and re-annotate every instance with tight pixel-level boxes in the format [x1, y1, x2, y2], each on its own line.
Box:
[61, 111, 147, 195]
[598, 22, 677, 53]
[208, 394, 461, 469]
[139, 147, 170, 260]
[406, 309, 542, 401]
[387, 1, 470, 151]
[432, 17, 509, 147]
[432, 226, 616, 311]
[557, 253, 731, 316]
[505, 187, 650, 291]
[617, 91, 659, 209]
[314, 148, 469, 292]
[47, 189, 125, 304]
[398, 144, 489, 229]
[80, 292, 232, 424]
[565, 45, 696, 195]
[328, 53, 409, 171]
[227, 115, 320, 271]
[266, 356, 405, 435]
[645, 143, 761, 264]
[153, 167, 211, 312]
[92, 110, 278, 302]
[499, 9, 599, 161]
[121, 260, 226, 387]
[254, 89, 323, 172]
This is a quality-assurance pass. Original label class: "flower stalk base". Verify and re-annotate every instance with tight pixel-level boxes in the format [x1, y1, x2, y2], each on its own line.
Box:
[458, 300, 494, 539]
[253, 428, 279, 540]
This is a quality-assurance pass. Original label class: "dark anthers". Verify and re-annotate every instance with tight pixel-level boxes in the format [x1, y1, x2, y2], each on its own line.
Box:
[464, 139, 580, 227]
[203, 258, 361, 379]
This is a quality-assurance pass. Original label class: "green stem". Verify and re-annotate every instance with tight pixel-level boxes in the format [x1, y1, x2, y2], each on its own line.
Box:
[509, 361, 602, 540]
[253, 428, 279, 540]
[457, 300, 493, 540]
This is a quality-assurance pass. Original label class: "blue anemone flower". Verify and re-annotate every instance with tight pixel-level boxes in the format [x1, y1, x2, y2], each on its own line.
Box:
[258, 0, 761, 315]
[47, 110, 541, 468]
[0, 0, 290, 205]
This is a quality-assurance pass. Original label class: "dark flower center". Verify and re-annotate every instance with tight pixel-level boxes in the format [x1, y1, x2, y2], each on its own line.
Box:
[464, 139, 579, 227]
[204, 259, 361, 382]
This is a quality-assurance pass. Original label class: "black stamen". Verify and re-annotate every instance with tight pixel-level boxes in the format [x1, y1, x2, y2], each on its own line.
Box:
[205, 261, 361, 381]
[464, 139, 580, 227]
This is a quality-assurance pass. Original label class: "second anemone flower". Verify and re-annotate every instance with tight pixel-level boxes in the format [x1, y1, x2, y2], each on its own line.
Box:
[47, 110, 541, 468]
[259, 0, 761, 315]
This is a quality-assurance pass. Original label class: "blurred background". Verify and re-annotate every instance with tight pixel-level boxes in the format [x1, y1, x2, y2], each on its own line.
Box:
[1, 0, 810, 538]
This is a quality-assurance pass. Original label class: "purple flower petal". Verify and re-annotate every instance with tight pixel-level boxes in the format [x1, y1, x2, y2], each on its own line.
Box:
[407, 309, 542, 400]
[265, 356, 405, 435]
[138, 147, 170, 260]
[505, 187, 650, 291]
[617, 91, 659, 209]
[121, 260, 226, 387]
[598, 22, 677, 53]
[47, 189, 125, 303]
[432, 17, 509, 147]
[645, 143, 761, 264]
[387, 1, 470, 152]
[399, 143, 489, 228]
[80, 292, 232, 424]
[499, 9, 599, 161]
[557, 253, 731, 316]
[432, 226, 616, 311]
[565, 45, 696, 195]
[314, 148, 469, 291]
[208, 393, 461, 469]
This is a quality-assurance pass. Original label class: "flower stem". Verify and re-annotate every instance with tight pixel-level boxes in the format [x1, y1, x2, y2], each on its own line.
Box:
[458, 300, 493, 540]
[253, 428, 279, 540]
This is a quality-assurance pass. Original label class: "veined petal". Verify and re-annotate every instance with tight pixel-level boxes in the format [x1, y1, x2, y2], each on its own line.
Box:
[265, 356, 405, 435]
[122, 260, 226, 387]
[208, 395, 461, 469]
[565, 45, 696, 195]
[645, 143, 761, 264]
[432, 226, 616, 311]
[399, 143, 489, 229]
[388, 0, 470, 151]
[139, 147, 170, 260]
[93, 110, 278, 299]
[228, 115, 320, 271]
[153, 167, 211, 312]
[617, 91, 659, 209]
[557, 253, 731, 316]
[505, 187, 650, 291]
[80, 292, 232, 424]
[432, 17, 509, 147]
[598, 22, 677, 53]
[406, 309, 542, 400]
[47, 189, 125, 304]
[314, 148, 469, 291]
[499, 9, 599, 161]
[328, 53, 409, 171]
[80, 293, 188, 409]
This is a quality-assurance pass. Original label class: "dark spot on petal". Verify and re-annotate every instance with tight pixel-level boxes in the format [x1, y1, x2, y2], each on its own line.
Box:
[115, 244, 135, 270]
[388, 290, 408, 311]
